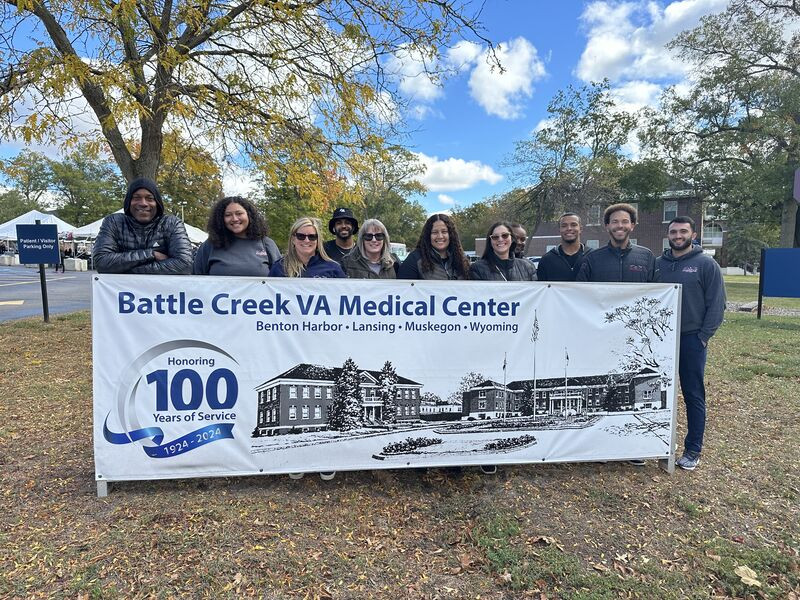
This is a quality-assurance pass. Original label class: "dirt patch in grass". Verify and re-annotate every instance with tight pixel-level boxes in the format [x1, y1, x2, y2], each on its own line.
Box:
[1, 311, 798, 598]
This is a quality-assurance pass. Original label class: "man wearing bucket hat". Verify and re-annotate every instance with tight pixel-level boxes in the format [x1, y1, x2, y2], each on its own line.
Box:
[323, 207, 359, 264]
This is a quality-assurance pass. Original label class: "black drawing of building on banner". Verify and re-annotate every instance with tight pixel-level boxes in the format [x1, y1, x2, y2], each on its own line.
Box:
[253, 363, 423, 436]
[462, 369, 664, 420]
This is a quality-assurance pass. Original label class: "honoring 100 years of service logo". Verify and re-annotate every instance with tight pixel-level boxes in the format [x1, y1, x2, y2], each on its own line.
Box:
[103, 340, 239, 458]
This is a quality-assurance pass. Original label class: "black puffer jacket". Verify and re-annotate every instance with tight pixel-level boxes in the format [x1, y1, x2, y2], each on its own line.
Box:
[93, 178, 193, 274]
[575, 242, 658, 283]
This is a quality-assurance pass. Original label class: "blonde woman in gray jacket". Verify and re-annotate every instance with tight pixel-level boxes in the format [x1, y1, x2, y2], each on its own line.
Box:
[341, 219, 398, 279]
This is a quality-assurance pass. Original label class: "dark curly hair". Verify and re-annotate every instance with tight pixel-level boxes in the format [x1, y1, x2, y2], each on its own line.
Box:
[416, 214, 470, 278]
[207, 196, 269, 248]
[481, 221, 517, 266]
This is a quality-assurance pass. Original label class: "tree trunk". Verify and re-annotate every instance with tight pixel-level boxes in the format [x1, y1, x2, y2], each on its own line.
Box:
[780, 197, 798, 247]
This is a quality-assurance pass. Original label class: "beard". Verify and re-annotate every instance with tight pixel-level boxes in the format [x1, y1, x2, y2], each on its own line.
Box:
[669, 238, 693, 251]
[336, 227, 352, 240]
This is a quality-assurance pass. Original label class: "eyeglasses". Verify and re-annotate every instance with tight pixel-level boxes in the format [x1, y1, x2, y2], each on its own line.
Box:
[362, 232, 385, 241]
[293, 232, 318, 241]
[490, 232, 512, 241]
[516, 236, 527, 244]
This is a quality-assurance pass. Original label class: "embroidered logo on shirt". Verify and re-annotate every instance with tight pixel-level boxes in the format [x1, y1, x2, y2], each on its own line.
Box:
[629, 265, 645, 272]
[682, 266, 698, 272]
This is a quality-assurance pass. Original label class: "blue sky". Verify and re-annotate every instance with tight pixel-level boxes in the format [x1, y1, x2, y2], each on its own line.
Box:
[1, 0, 730, 211]
[404, 0, 728, 213]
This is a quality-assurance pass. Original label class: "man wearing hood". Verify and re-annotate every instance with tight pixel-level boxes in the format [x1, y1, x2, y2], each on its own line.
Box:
[93, 177, 193, 274]
[657, 216, 726, 471]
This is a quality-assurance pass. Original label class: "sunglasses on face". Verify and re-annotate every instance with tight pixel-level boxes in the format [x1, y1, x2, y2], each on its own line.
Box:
[490, 232, 512, 241]
[293, 232, 318, 241]
[362, 232, 385, 241]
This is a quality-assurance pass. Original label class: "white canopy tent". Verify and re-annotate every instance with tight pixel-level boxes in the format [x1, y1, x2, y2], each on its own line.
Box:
[71, 210, 207, 244]
[0, 210, 76, 241]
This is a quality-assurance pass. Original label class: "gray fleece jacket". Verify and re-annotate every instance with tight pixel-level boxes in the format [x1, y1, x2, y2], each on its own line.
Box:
[656, 246, 726, 343]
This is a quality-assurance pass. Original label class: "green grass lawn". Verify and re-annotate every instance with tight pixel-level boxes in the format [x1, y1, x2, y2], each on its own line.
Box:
[724, 274, 800, 309]
[1, 311, 798, 599]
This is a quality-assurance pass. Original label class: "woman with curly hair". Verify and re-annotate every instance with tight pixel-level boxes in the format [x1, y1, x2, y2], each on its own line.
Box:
[268, 217, 345, 278]
[397, 213, 470, 280]
[193, 196, 280, 276]
[470, 221, 537, 281]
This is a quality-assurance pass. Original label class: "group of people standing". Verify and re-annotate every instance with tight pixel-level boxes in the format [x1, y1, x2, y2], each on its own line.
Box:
[93, 177, 726, 473]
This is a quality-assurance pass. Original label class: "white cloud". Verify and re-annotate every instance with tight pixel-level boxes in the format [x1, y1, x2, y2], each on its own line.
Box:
[221, 163, 259, 197]
[446, 41, 483, 68]
[468, 37, 546, 120]
[386, 46, 443, 102]
[609, 80, 663, 112]
[414, 152, 502, 192]
[438, 194, 455, 205]
[576, 0, 728, 83]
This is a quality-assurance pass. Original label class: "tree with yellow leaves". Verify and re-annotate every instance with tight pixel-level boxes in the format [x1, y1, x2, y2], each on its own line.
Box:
[1, 0, 494, 209]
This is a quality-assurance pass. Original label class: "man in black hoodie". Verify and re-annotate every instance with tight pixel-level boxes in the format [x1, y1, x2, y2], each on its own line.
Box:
[93, 177, 192, 274]
[657, 216, 726, 471]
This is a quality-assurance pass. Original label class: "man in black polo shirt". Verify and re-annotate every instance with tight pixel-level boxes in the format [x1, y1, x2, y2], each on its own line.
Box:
[536, 212, 590, 281]
[576, 203, 658, 283]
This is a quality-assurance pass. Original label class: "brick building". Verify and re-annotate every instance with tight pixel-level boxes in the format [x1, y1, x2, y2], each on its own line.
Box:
[475, 189, 725, 261]
[462, 369, 664, 420]
[253, 363, 422, 435]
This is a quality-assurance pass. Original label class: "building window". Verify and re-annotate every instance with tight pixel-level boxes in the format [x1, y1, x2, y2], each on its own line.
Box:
[326, 387, 332, 399]
[289, 405, 297, 420]
[410, 406, 416, 415]
[642, 390, 653, 400]
[586, 239, 600, 249]
[302, 386, 309, 399]
[289, 386, 297, 399]
[662, 238, 670, 251]
[314, 405, 321, 419]
[478, 399, 486, 410]
[663, 200, 678, 222]
[396, 406, 402, 415]
[629, 238, 637, 246]
[587, 204, 602, 226]
[479, 390, 486, 398]
[314, 387, 321, 398]
[302, 405, 309, 419]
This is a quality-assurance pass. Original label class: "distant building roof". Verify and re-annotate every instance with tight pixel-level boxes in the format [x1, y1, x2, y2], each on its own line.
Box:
[256, 362, 421, 390]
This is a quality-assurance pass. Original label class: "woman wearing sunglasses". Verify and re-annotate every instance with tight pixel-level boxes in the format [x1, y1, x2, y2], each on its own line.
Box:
[268, 217, 345, 278]
[470, 221, 537, 281]
[341, 219, 399, 279]
[398, 213, 470, 280]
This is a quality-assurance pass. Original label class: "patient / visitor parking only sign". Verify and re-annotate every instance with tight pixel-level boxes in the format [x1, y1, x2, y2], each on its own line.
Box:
[16, 224, 59, 265]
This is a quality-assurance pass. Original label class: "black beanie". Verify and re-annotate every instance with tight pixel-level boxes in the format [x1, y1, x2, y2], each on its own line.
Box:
[124, 177, 164, 218]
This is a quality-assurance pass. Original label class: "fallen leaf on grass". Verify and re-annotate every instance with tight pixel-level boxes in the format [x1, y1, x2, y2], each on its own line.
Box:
[528, 535, 555, 546]
[734, 565, 761, 587]
[591, 562, 610, 572]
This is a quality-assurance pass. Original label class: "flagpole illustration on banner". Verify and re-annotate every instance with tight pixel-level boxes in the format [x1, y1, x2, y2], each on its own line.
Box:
[564, 346, 569, 416]
[502, 352, 508, 417]
[531, 310, 539, 421]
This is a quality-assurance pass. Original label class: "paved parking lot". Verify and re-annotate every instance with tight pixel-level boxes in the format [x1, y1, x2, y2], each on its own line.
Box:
[0, 265, 94, 322]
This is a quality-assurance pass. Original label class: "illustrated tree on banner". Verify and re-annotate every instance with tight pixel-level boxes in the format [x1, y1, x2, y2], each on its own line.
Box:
[603, 297, 674, 405]
[378, 361, 398, 424]
[447, 371, 487, 406]
[329, 358, 363, 431]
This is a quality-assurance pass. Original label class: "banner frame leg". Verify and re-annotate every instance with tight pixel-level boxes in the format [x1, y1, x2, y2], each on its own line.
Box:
[97, 480, 109, 498]
[658, 455, 675, 474]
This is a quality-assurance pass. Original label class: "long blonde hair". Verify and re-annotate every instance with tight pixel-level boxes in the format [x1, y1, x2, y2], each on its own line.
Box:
[284, 217, 331, 277]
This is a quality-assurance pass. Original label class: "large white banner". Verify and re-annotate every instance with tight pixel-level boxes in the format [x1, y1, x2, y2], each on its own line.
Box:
[93, 276, 679, 482]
